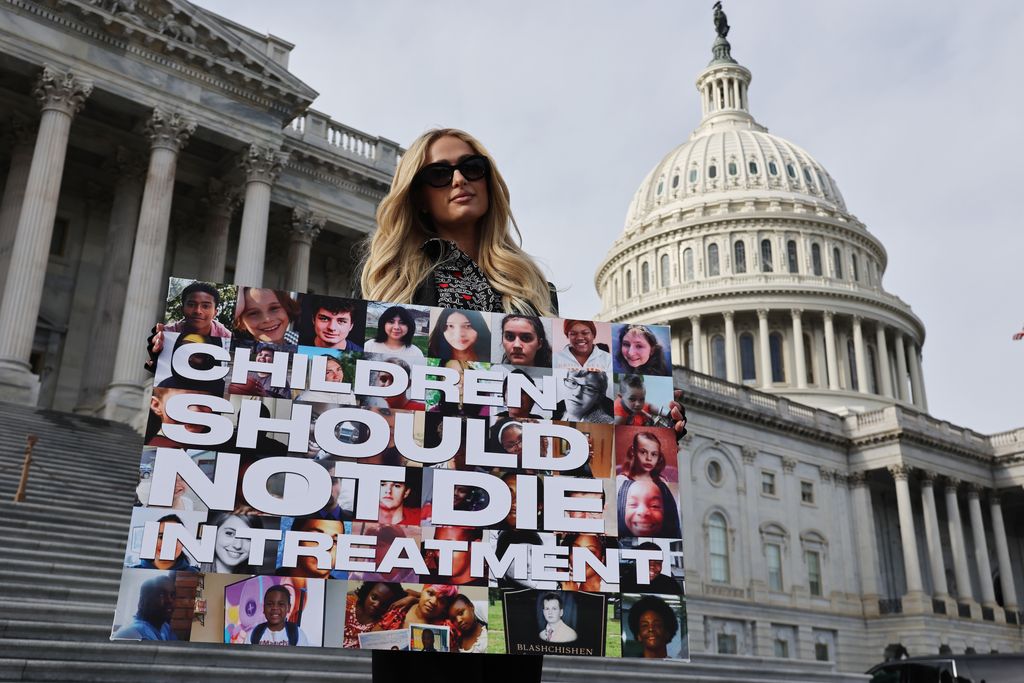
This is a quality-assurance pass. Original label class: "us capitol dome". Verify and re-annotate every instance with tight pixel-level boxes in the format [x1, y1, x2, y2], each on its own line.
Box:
[595, 21, 927, 414]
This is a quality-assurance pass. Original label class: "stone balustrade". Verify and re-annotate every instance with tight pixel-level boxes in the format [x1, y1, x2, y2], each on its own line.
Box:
[287, 109, 401, 172]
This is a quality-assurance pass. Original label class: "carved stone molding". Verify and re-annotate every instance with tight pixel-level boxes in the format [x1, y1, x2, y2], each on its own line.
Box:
[819, 467, 834, 484]
[964, 482, 986, 497]
[105, 146, 147, 180]
[204, 178, 239, 217]
[289, 208, 326, 244]
[242, 144, 288, 184]
[740, 446, 757, 465]
[887, 463, 913, 481]
[7, 118, 39, 149]
[33, 66, 93, 117]
[144, 108, 196, 152]
[847, 471, 867, 487]
[944, 477, 962, 493]
[918, 470, 940, 486]
[781, 457, 797, 473]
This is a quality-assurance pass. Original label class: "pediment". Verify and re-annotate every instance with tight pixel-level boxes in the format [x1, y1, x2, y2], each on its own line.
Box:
[35, 0, 317, 120]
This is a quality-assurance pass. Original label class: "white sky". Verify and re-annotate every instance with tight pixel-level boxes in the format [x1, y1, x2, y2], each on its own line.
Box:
[194, 0, 1024, 436]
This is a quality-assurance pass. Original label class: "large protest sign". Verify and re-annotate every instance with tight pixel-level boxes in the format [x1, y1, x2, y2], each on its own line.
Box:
[110, 277, 687, 660]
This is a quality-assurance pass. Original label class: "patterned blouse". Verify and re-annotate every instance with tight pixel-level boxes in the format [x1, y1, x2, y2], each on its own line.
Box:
[424, 239, 503, 312]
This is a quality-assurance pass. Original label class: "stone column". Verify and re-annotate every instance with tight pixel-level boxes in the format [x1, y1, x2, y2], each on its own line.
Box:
[689, 315, 703, 373]
[848, 472, 881, 614]
[285, 208, 326, 292]
[919, 472, 950, 600]
[197, 178, 238, 282]
[723, 310, 737, 382]
[235, 144, 287, 287]
[75, 148, 146, 413]
[0, 119, 38, 291]
[792, 309, 807, 389]
[0, 67, 92, 402]
[893, 331, 909, 402]
[908, 344, 928, 411]
[875, 323, 894, 398]
[757, 308, 771, 388]
[103, 108, 195, 422]
[823, 311, 840, 390]
[944, 479, 976, 609]
[889, 465, 925, 601]
[852, 315, 868, 393]
[989, 495, 1019, 611]
[966, 485, 997, 609]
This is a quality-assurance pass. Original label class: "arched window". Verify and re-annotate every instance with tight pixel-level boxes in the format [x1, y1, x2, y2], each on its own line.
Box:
[660, 253, 670, 286]
[625, 270, 633, 298]
[707, 244, 720, 276]
[803, 333, 814, 385]
[711, 335, 726, 379]
[761, 239, 773, 273]
[683, 248, 694, 281]
[728, 161, 737, 176]
[709, 512, 730, 583]
[768, 160, 779, 176]
[708, 164, 718, 179]
[734, 241, 747, 274]
[641, 262, 650, 293]
[656, 179, 663, 195]
[811, 243, 822, 276]
[833, 247, 843, 279]
[671, 174, 680, 189]
[739, 333, 756, 381]
[787, 240, 799, 274]
[803, 167, 813, 185]
[748, 160, 759, 175]
[851, 254, 859, 282]
[847, 338, 858, 391]
[786, 163, 797, 179]
[769, 332, 785, 383]
[689, 168, 698, 183]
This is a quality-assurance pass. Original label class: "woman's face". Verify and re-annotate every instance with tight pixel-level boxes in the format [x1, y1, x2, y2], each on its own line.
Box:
[624, 480, 664, 536]
[215, 516, 251, 568]
[384, 316, 409, 343]
[500, 426, 523, 456]
[418, 585, 446, 620]
[634, 435, 661, 475]
[241, 289, 290, 344]
[637, 609, 669, 652]
[420, 136, 489, 232]
[621, 331, 653, 368]
[325, 359, 344, 383]
[448, 599, 476, 632]
[564, 373, 602, 415]
[502, 318, 540, 365]
[443, 313, 478, 353]
[362, 583, 396, 619]
[567, 323, 595, 358]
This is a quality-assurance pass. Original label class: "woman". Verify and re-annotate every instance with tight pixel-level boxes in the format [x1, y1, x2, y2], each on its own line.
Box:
[554, 319, 611, 372]
[233, 287, 300, 346]
[427, 309, 491, 362]
[558, 533, 618, 592]
[555, 369, 614, 423]
[614, 324, 670, 376]
[364, 305, 425, 364]
[344, 582, 403, 648]
[626, 595, 679, 659]
[202, 511, 263, 574]
[499, 314, 552, 367]
[373, 583, 460, 633]
[449, 595, 488, 653]
[616, 431, 668, 486]
[616, 432, 681, 539]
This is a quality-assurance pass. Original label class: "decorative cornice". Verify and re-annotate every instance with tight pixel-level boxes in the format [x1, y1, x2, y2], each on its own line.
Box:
[144, 107, 195, 152]
[33, 65, 93, 117]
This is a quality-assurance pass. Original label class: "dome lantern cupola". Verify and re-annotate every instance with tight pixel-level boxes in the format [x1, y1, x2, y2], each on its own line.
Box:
[695, 2, 763, 135]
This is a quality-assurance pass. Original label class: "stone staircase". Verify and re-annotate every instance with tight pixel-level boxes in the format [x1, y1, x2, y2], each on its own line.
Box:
[0, 402, 866, 682]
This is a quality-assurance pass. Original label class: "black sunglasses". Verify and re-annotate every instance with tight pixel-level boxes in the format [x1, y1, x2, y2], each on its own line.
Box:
[415, 155, 490, 188]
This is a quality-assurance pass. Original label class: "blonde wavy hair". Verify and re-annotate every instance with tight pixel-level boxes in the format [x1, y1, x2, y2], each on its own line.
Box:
[360, 128, 553, 316]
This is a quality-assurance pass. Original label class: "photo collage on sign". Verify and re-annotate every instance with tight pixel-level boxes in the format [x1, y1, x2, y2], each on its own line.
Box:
[112, 277, 686, 659]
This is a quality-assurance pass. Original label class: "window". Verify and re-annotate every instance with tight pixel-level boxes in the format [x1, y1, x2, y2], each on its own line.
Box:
[766, 543, 783, 592]
[717, 633, 738, 654]
[734, 241, 746, 273]
[806, 550, 822, 596]
[768, 160, 778, 176]
[769, 332, 785, 382]
[803, 333, 814, 385]
[728, 161, 737, 176]
[760, 239, 773, 272]
[786, 163, 796, 179]
[708, 164, 718, 179]
[811, 243, 822, 276]
[851, 253, 859, 282]
[683, 248, 694, 281]
[709, 513, 730, 583]
[739, 333, 756, 381]
[660, 254, 670, 286]
[803, 167, 813, 185]
[832, 247, 843, 279]
[814, 643, 830, 661]
[748, 160, 759, 175]
[625, 270, 632, 298]
[761, 471, 777, 496]
[800, 481, 815, 504]
[656, 179, 663, 195]
[641, 262, 650, 293]
[671, 174, 679, 189]
[689, 168, 698, 183]
[847, 338, 858, 391]
[707, 243, 720, 276]
[711, 335, 726, 379]
[707, 460, 723, 484]
[774, 639, 789, 658]
[787, 240, 798, 274]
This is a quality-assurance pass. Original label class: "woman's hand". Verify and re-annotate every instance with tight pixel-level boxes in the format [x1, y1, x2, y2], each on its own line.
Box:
[144, 323, 165, 374]
[669, 389, 688, 439]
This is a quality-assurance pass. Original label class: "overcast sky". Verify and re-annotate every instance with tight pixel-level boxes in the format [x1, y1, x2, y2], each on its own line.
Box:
[195, 0, 1023, 436]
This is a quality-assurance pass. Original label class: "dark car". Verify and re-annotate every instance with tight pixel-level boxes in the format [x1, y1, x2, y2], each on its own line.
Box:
[867, 654, 1024, 683]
